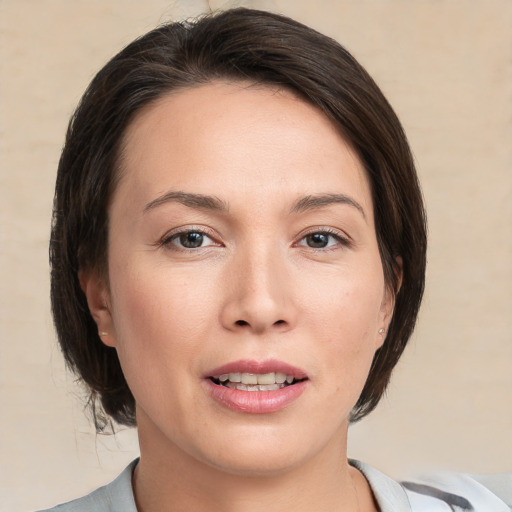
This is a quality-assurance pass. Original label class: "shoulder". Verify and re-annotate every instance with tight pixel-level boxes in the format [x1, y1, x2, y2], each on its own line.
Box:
[402, 471, 512, 512]
[35, 486, 110, 512]
[351, 460, 512, 512]
[34, 460, 139, 512]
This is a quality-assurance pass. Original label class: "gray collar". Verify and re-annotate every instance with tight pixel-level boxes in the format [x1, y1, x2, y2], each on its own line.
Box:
[350, 459, 412, 512]
[110, 459, 412, 512]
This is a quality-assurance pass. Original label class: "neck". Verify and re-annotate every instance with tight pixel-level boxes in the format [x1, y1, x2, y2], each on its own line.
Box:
[133, 413, 378, 512]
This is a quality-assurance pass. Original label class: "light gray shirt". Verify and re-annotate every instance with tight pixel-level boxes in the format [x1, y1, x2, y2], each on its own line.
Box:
[36, 459, 512, 512]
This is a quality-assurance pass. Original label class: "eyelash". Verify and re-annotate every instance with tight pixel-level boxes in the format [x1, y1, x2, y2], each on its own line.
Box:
[295, 227, 351, 251]
[159, 227, 351, 252]
[160, 227, 220, 251]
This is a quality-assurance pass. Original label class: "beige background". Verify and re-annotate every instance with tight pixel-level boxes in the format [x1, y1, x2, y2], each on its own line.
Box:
[1, 0, 511, 510]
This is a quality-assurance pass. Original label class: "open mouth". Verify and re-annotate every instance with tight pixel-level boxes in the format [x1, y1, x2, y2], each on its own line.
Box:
[209, 372, 306, 392]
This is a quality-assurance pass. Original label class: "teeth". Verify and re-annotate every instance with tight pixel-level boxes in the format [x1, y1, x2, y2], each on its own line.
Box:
[241, 373, 258, 385]
[257, 372, 275, 385]
[275, 372, 286, 384]
[226, 382, 285, 391]
[261, 384, 281, 391]
[217, 372, 297, 386]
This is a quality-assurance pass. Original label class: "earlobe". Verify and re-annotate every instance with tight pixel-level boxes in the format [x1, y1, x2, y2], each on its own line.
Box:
[79, 270, 117, 348]
[376, 293, 393, 350]
[376, 256, 403, 349]
[380, 285, 396, 325]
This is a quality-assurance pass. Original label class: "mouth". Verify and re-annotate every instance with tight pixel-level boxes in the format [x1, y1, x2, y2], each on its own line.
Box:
[204, 360, 308, 413]
[209, 372, 306, 392]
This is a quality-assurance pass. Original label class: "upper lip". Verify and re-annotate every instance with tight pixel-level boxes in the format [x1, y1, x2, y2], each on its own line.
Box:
[205, 359, 308, 379]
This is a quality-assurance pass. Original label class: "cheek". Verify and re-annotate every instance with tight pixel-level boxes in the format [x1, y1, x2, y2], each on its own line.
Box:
[107, 262, 219, 370]
[305, 263, 385, 337]
[105, 266, 219, 422]
[301, 263, 385, 385]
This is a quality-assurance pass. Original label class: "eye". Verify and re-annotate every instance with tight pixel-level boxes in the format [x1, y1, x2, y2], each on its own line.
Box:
[297, 230, 346, 249]
[164, 230, 217, 249]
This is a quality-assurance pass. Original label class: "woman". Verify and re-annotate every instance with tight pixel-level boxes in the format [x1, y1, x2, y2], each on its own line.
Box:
[41, 8, 510, 512]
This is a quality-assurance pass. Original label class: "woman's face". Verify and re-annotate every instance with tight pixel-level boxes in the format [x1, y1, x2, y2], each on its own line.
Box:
[87, 82, 393, 475]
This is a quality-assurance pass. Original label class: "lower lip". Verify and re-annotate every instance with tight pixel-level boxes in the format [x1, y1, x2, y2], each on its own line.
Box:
[204, 379, 308, 414]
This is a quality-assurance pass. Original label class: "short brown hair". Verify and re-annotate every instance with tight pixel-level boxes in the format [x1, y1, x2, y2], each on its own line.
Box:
[50, 7, 426, 428]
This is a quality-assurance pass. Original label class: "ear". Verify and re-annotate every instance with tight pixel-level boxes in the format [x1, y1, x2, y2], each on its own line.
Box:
[376, 256, 403, 349]
[79, 269, 117, 348]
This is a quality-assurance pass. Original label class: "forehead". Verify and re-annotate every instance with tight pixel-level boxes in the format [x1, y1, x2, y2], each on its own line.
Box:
[115, 81, 372, 214]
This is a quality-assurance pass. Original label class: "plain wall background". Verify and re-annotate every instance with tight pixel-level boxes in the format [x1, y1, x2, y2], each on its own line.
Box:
[0, 0, 511, 510]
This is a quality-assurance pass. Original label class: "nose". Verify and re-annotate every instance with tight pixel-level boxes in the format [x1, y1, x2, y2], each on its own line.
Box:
[220, 246, 297, 335]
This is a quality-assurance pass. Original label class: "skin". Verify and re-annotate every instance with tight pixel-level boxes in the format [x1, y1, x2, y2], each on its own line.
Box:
[82, 82, 393, 512]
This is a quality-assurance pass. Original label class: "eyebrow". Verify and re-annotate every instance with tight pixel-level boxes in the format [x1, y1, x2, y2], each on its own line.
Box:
[290, 193, 366, 220]
[143, 191, 229, 213]
[143, 190, 365, 219]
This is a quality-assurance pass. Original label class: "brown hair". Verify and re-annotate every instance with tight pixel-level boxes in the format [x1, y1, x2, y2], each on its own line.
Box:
[50, 7, 426, 428]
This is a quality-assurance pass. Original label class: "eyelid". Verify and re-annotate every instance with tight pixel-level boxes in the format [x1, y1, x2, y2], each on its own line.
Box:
[159, 225, 222, 249]
[294, 226, 352, 249]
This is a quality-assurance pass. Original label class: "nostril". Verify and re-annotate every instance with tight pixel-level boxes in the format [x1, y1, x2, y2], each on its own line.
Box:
[233, 319, 286, 329]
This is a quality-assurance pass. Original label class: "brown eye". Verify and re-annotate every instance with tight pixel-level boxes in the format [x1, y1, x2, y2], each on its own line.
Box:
[179, 232, 204, 248]
[305, 233, 330, 248]
[164, 230, 216, 249]
[297, 230, 346, 250]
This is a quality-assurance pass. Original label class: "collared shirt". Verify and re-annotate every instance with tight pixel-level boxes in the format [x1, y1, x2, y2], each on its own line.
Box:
[36, 459, 512, 512]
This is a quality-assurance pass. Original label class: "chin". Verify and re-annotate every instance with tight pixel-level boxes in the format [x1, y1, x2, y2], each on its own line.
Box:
[203, 445, 307, 478]
[191, 423, 332, 478]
